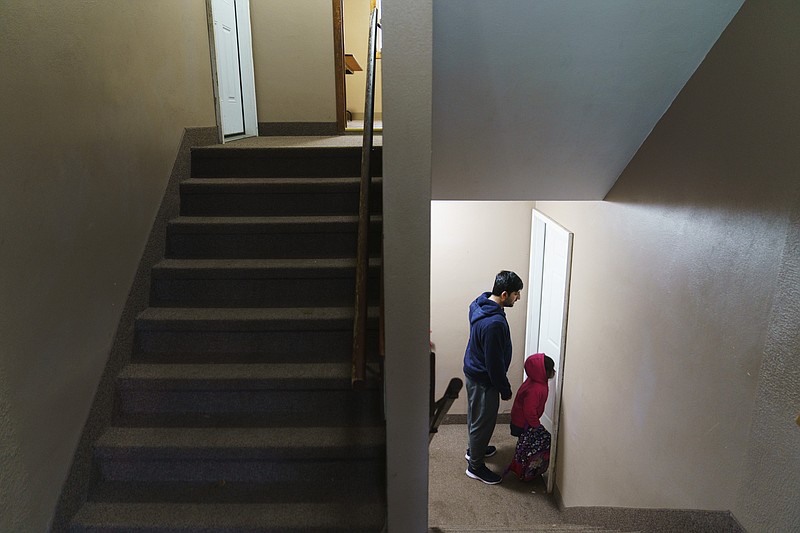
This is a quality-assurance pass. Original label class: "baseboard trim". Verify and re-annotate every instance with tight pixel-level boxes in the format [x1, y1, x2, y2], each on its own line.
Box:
[553, 481, 565, 510]
[559, 506, 745, 533]
[258, 122, 339, 136]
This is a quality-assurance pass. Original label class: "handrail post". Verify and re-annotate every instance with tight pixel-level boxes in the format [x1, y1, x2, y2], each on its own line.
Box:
[352, 6, 378, 388]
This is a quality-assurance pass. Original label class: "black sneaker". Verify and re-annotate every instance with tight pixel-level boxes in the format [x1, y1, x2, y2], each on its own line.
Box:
[465, 445, 497, 460]
[466, 464, 502, 485]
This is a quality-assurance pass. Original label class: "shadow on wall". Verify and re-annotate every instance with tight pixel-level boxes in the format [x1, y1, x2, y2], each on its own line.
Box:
[602, 3, 799, 217]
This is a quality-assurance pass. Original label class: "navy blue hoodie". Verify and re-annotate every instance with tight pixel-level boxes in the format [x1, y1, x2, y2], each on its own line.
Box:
[463, 292, 513, 399]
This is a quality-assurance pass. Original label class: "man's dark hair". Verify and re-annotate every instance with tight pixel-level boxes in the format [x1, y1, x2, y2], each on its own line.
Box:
[544, 355, 555, 377]
[491, 270, 523, 296]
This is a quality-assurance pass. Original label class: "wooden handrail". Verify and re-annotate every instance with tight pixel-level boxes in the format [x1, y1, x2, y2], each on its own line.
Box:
[352, 6, 379, 388]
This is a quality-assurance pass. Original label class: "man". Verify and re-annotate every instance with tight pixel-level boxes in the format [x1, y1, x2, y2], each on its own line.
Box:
[463, 270, 523, 484]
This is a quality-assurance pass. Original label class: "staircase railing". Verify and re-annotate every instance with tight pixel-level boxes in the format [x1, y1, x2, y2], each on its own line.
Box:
[352, 5, 379, 387]
[429, 351, 463, 444]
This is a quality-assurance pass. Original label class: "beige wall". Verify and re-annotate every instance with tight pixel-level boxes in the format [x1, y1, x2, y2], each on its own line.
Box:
[251, 0, 337, 123]
[430, 201, 534, 415]
[0, 1, 215, 530]
[535, 0, 799, 526]
[344, 0, 383, 120]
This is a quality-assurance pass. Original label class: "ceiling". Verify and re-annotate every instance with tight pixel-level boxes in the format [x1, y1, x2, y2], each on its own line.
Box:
[431, 0, 744, 200]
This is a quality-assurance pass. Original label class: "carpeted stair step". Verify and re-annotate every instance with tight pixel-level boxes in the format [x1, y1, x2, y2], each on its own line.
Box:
[190, 145, 382, 178]
[166, 215, 383, 259]
[115, 363, 382, 427]
[93, 426, 385, 483]
[71, 501, 386, 532]
[133, 307, 379, 363]
[149, 258, 381, 308]
[179, 177, 383, 216]
[87, 478, 385, 504]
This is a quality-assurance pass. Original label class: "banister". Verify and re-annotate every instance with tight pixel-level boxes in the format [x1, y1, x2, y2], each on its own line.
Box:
[352, 5, 379, 387]
[429, 351, 463, 444]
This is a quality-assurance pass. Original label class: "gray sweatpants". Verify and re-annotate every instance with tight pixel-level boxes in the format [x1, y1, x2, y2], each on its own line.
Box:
[465, 376, 500, 470]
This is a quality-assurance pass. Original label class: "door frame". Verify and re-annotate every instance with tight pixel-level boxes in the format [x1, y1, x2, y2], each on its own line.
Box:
[524, 208, 573, 494]
[332, 0, 347, 133]
[206, 0, 258, 143]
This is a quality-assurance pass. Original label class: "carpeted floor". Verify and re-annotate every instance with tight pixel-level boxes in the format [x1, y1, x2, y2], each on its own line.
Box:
[430, 423, 564, 531]
[429, 423, 745, 533]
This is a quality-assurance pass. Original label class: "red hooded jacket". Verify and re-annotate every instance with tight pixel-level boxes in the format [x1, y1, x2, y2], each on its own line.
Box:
[510, 353, 549, 429]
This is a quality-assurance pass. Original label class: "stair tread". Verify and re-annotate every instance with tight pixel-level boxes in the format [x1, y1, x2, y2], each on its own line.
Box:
[192, 144, 375, 153]
[136, 306, 378, 326]
[117, 362, 371, 387]
[114, 412, 382, 428]
[88, 479, 385, 504]
[170, 214, 382, 225]
[166, 215, 383, 239]
[96, 426, 385, 453]
[152, 257, 380, 276]
[182, 176, 381, 187]
[72, 501, 385, 530]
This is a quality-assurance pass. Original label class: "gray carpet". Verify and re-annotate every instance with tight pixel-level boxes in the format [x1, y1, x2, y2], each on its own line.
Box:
[430, 424, 563, 530]
[429, 423, 744, 533]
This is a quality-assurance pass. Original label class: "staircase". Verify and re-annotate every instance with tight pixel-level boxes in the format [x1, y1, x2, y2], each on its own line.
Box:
[69, 140, 386, 532]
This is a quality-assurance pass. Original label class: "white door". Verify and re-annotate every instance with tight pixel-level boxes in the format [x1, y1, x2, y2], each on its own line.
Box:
[524, 209, 573, 494]
[210, 0, 258, 141]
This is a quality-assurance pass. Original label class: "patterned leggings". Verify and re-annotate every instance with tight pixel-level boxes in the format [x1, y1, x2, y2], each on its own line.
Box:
[506, 425, 551, 481]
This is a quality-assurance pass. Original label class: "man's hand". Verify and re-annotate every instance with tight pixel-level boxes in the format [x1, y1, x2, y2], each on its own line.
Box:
[501, 391, 512, 401]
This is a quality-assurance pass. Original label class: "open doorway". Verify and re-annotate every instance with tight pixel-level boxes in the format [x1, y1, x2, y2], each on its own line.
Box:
[206, 0, 258, 143]
[334, 0, 383, 132]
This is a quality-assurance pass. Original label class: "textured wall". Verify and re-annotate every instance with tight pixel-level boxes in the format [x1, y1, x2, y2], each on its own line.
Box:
[250, 0, 337, 123]
[536, 0, 799, 519]
[0, 1, 215, 530]
[430, 201, 534, 415]
[737, 190, 800, 530]
[733, 4, 800, 530]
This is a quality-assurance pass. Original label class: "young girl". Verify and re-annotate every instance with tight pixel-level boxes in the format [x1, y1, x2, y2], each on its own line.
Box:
[505, 353, 556, 481]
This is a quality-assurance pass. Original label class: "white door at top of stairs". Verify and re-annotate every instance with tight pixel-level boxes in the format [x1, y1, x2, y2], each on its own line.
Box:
[210, 0, 258, 142]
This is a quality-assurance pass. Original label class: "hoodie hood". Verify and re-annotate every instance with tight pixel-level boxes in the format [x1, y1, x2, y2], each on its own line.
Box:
[510, 352, 550, 430]
[469, 292, 505, 325]
[524, 353, 548, 385]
